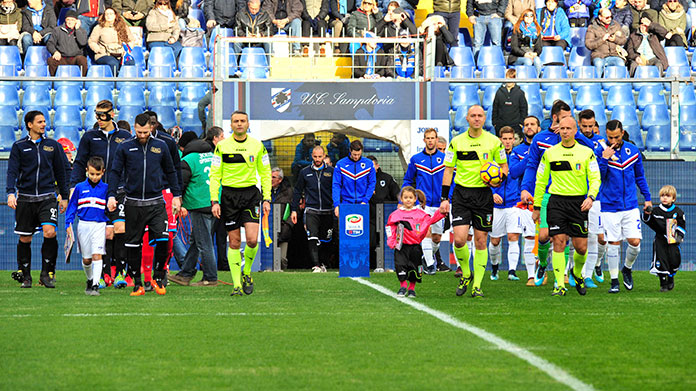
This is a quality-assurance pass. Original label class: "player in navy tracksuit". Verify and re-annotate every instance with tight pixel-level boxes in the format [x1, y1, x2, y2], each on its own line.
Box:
[402, 128, 448, 273]
[332, 139, 376, 217]
[107, 113, 181, 296]
[7, 111, 70, 288]
[595, 119, 652, 294]
[71, 100, 132, 287]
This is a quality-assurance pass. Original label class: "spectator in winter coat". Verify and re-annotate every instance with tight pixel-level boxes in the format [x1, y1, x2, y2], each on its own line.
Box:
[113, 0, 152, 27]
[505, 0, 536, 29]
[563, 0, 592, 26]
[492, 68, 528, 135]
[629, 0, 658, 32]
[419, 14, 455, 66]
[612, 0, 633, 34]
[658, 0, 686, 47]
[88, 8, 136, 75]
[0, 0, 22, 46]
[626, 12, 669, 75]
[353, 31, 393, 78]
[346, 0, 383, 36]
[537, 0, 571, 50]
[508, 8, 543, 75]
[585, 8, 628, 77]
[145, 0, 182, 60]
[47, 10, 88, 76]
[20, 0, 56, 53]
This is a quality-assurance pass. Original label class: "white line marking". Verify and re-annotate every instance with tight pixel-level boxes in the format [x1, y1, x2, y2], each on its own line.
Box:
[1, 312, 295, 318]
[352, 277, 595, 391]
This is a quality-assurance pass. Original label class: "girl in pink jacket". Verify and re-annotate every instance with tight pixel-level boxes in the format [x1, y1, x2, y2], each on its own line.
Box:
[386, 186, 446, 297]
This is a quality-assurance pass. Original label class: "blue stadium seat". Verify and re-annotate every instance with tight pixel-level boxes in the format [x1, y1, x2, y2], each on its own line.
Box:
[582, 105, 607, 127]
[0, 84, 20, 108]
[676, 83, 696, 106]
[568, 46, 592, 70]
[179, 106, 202, 133]
[514, 64, 537, 79]
[628, 128, 644, 150]
[23, 65, 50, 89]
[665, 65, 690, 80]
[540, 65, 567, 90]
[458, 28, 473, 47]
[575, 85, 603, 109]
[179, 84, 207, 108]
[239, 47, 269, 79]
[147, 46, 176, 71]
[148, 105, 177, 129]
[482, 85, 497, 110]
[188, 9, 207, 31]
[53, 126, 81, 145]
[449, 46, 475, 67]
[148, 65, 174, 89]
[475, 46, 505, 70]
[571, 65, 596, 90]
[641, 104, 670, 130]
[116, 85, 145, 108]
[679, 125, 696, 151]
[54, 86, 83, 107]
[23, 85, 51, 107]
[116, 105, 144, 126]
[451, 84, 480, 108]
[606, 85, 635, 109]
[680, 104, 696, 126]
[519, 83, 542, 106]
[0, 46, 22, 72]
[645, 125, 670, 151]
[453, 105, 470, 132]
[23, 46, 50, 67]
[448, 66, 476, 91]
[632, 66, 660, 90]
[86, 65, 114, 88]
[611, 105, 639, 129]
[528, 104, 544, 123]
[180, 64, 206, 79]
[569, 27, 587, 48]
[148, 81, 176, 107]
[539, 46, 566, 66]
[117, 65, 143, 90]
[479, 65, 505, 89]
[484, 106, 494, 133]
[544, 84, 572, 110]
[54, 65, 83, 89]
[179, 47, 207, 71]
[208, 26, 235, 53]
[363, 138, 394, 152]
[0, 65, 18, 90]
[601, 66, 628, 90]
[85, 85, 113, 108]
[53, 105, 83, 128]
[637, 85, 666, 110]
[130, 45, 146, 71]
[665, 46, 689, 69]
[0, 105, 18, 127]
[0, 125, 15, 150]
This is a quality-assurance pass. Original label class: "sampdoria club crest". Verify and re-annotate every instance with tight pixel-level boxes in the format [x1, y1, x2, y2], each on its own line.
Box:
[271, 88, 292, 113]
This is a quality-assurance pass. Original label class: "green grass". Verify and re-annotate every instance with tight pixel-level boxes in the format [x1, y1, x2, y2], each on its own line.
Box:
[0, 270, 694, 391]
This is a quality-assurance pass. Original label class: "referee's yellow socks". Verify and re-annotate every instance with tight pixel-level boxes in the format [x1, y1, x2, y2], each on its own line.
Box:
[228, 248, 242, 288]
[472, 249, 487, 289]
[552, 251, 566, 288]
[572, 251, 587, 280]
[454, 245, 471, 278]
[243, 244, 258, 275]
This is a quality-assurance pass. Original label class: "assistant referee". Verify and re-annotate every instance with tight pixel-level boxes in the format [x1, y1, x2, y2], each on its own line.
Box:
[210, 111, 271, 297]
[533, 117, 601, 297]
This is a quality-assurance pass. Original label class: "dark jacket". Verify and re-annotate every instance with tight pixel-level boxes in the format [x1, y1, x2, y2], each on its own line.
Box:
[585, 17, 628, 60]
[370, 168, 399, 204]
[508, 28, 542, 65]
[108, 136, 180, 199]
[376, 14, 416, 37]
[492, 84, 528, 132]
[76, 0, 109, 16]
[71, 126, 132, 187]
[611, 5, 633, 29]
[345, 8, 383, 36]
[113, 0, 151, 18]
[328, 0, 356, 20]
[46, 24, 88, 57]
[301, 0, 330, 21]
[205, 0, 244, 28]
[434, 0, 461, 13]
[291, 139, 318, 172]
[292, 164, 334, 213]
[262, 0, 304, 21]
[235, 9, 272, 36]
[626, 22, 669, 70]
[353, 47, 393, 78]
[629, 4, 658, 32]
[466, 0, 507, 17]
[20, 3, 57, 37]
[152, 128, 183, 193]
[272, 176, 293, 204]
[7, 136, 69, 199]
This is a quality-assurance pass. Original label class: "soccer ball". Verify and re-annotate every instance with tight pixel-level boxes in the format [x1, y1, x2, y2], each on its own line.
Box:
[480, 161, 503, 186]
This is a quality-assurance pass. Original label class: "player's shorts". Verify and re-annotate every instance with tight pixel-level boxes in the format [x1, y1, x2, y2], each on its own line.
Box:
[163, 189, 177, 232]
[305, 211, 334, 242]
[77, 221, 106, 256]
[394, 244, 423, 283]
[491, 207, 523, 238]
[602, 208, 642, 242]
[106, 191, 125, 226]
[220, 186, 262, 231]
[519, 208, 535, 237]
[14, 197, 58, 235]
[424, 206, 444, 235]
[539, 192, 550, 229]
[124, 202, 168, 246]
[588, 200, 604, 235]
[546, 195, 588, 238]
[451, 185, 494, 232]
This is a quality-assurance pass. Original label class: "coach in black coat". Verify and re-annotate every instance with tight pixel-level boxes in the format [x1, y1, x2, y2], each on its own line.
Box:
[491, 73, 528, 135]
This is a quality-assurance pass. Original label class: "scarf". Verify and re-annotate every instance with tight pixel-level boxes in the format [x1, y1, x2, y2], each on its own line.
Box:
[661, 2, 685, 21]
[158, 7, 175, 23]
[520, 21, 538, 42]
[29, 2, 45, 31]
[338, 0, 346, 15]
[541, 8, 556, 36]
[394, 46, 414, 78]
[364, 46, 376, 75]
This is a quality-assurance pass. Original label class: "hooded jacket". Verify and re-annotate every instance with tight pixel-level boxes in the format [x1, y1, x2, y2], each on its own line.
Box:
[20, 2, 55, 36]
[492, 84, 528, 132]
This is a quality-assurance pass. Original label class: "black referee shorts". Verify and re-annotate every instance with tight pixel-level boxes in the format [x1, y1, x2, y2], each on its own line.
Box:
[220, 186, 262, 231]
[14, 197, 58, 235]
[451, 185, 494, 232]
[124, 202, 169, 246]
[547, 195, 588, 238]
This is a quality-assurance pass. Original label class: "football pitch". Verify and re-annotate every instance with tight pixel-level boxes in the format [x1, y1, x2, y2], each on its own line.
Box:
[1, 271, 694, 391]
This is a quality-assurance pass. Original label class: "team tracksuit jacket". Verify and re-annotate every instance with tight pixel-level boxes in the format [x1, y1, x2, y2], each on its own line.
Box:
[402, 150, 446, 208]
[70, 125, 132, 187]
[596, 141, 651, 212]
[332, 156, 376, 206]
[7, 136, 69, 200]
[65, 179, 110, 227]
[492, 148, 526, 209]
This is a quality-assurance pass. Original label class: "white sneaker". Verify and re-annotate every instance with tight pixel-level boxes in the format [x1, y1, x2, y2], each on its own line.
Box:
[312, 266, 322, 273]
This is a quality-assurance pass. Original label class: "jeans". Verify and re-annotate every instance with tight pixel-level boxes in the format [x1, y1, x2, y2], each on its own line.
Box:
[172, 233, 187, 268]
[276, 18, 302, 52]
[78, 15, 99, 34]
[147, 40, 183, 61]
[21, 32, 51, 54]
[514, 56, 542, 76]
[472, 14, 502, 57]
[179, 211, 217, 281]
[433, 11, 460, 46]
[95, 55, 134, 76]
[593, 56, 625, 77]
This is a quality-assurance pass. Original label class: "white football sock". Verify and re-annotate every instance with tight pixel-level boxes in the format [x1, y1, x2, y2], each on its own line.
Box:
[584, 233, 598, 279]
[432, 241, 440, 262]
[422, 237, 434, 267]
[607, 244, 621, 279]
[624, 243, 640, 269]
[596, 241, 607, 268]
[507, 240, 520, 271]
[523, 238, 536, 278]
[92, 260, 103, 285]
[488, 241, 501, 265]
[82, 261, 93, 282]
